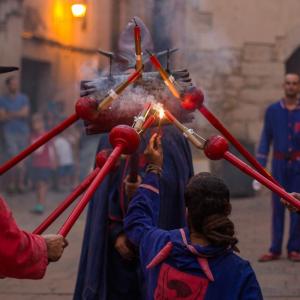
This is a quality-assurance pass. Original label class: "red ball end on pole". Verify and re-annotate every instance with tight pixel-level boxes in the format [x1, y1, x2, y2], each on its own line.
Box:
[204, 135, 229, 160]
[57, 125, 141, 237]
[181, 87, 204, 111]
[109, 125, 140, 155]
[75, 97, 99, 122]
[96, 150, 110, 168]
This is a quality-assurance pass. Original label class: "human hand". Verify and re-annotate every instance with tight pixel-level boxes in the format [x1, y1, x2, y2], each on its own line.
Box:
[114, 233, 135, 260]
[43, 234, 68, 262]
[124, 175, 142, 199]
[281, 193, 300, 213]
[144, 133, 163, 168]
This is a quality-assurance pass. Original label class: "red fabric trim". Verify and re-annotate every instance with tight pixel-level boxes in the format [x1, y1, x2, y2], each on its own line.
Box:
[146, 242, 173, 269]
[179, 228, 214, 282]
[197, 257, 215, 282]
[139, 184, 159, 194]
[120, 157, 130, 217]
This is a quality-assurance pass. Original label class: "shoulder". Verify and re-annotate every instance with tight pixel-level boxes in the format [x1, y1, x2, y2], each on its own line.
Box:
[266, 100, 282, 112]
[18, 93, 29, 104]
[226, 253, 256, 276]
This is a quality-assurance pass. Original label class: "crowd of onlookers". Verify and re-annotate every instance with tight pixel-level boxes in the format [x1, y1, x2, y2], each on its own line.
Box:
[0, 75, 85, 214]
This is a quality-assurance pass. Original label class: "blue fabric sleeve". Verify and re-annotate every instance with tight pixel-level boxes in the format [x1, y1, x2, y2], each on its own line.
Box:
[124, 172, 171, 267]
[124, 172, 161, 246]
[239, 262, 263, 300]
[256, 107, 273, 167]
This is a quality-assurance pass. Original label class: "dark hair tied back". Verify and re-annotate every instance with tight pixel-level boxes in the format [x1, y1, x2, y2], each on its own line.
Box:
[185, 172, 239, 252]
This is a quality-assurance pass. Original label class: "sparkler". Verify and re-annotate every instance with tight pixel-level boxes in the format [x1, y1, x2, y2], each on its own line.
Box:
[157, 103, 165, 136]
[146, 49, 181, 99]
[133, 102, 153, 133]
[97, 67, 143, 111]
[164, 109, 206, 149]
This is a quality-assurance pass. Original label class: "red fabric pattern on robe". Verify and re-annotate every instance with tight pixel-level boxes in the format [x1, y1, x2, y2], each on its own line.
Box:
[154, 263, 209, 300]
[0, 197, 48, 279]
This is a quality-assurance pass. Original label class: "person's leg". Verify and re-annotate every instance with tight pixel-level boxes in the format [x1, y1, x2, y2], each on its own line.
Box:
[16, 133, 29, 192]
[31, 169, 49, 214]
[269, 193, 285, 254]
[287, 212, 300, 252]
[3, 132, 19, 193]
[31, 181, 45, 214]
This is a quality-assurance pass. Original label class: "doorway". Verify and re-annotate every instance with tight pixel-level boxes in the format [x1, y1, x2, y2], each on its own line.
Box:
[21, 58, 52, 113]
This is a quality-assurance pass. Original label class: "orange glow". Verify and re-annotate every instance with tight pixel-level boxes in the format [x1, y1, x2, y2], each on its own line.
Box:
[54, 1, 65, 20]
[153, 103, 165, 119]
[71, 3, 87, 18]
[159, 107, 165, 119]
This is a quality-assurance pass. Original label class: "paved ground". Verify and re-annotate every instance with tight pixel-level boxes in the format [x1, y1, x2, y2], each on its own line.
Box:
[0, 188, 299, 299]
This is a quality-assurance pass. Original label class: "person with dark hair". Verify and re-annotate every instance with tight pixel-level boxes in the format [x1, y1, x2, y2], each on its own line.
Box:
[124, 133, 262, 300]
[0, 75, 30, 193]
[257, 73, 300, 262]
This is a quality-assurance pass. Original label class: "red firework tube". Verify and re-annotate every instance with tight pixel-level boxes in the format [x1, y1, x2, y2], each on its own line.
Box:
[134, 20, 143, 70]
[204, 136, 300, 210]
[33, 167, 99, 235]
[164, 110, 205, 149]
[133, 102, 153, 132]
[58, 125, 140, 237]
[97, 68, 143, 111]
[58, 146, 124, 237]
[146, 50, 181, 99]
[33, 150, 109, 234]
[0, 113, 79, 175]
[199, 105, 280, 186]
[180, 88, 280, 186]
[224, 152, 300, 209]
[140, 115, 156, 133]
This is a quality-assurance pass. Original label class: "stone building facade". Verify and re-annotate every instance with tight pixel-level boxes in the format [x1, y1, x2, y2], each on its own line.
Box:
[0, 0, 112, 114]
[1, 0, 300, 143]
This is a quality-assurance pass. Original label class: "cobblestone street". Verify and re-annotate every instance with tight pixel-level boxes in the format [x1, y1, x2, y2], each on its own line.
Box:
[0, 189, 299, 299]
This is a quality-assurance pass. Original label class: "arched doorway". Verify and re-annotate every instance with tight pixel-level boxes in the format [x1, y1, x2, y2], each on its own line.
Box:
[286, 47, 300, 75]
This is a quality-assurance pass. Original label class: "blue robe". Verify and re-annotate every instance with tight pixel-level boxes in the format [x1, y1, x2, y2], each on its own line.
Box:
[74, 125, 193, 299]
[257, 99, 300, 254]
[124, 172, 263, 300]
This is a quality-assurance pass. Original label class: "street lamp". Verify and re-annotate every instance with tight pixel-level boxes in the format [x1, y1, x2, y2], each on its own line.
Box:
[71, 1, 87, 18]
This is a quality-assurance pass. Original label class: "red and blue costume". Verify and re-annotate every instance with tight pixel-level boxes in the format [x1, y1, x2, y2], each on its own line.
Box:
[124, 172, 263, 300]
[257, 100, 300, 254]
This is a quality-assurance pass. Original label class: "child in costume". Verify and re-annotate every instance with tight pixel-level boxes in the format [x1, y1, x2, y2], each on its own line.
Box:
[124, 133, 263, 300]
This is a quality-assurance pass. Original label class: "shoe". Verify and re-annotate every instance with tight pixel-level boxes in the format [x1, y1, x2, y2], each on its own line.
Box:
[258, 252, 281, 262]
[31, 204, 44, 214]
[288, 251, 300, 262]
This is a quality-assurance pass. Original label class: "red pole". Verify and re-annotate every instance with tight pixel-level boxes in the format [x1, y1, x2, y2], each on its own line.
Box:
[199, 105, 280, 186]
[204, 135, 300, 209]
[0, 113, 79, 175]
[58, 145, 124, 237]
[223, 151, 300, 209]
[32, 168, 99, 235]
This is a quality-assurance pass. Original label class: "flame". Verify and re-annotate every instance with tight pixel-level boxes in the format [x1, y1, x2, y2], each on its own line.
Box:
[159, 107, 165, 119]
[153, 103, 165, 119]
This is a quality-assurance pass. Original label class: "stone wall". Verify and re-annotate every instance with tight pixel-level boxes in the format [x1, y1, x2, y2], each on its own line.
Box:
[0, 0, 23, 87]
